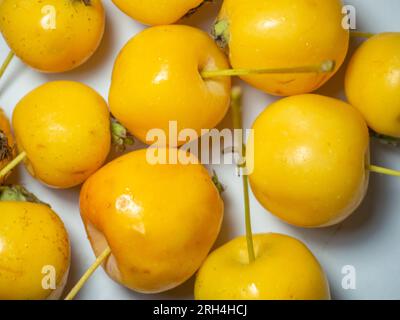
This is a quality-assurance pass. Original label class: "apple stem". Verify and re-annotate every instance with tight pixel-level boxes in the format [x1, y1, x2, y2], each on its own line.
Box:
[230, 87, 256, 264]
[212, 170, 225, 194]
[351, 31, 374, 39]
[0, 151, 26, 180]
[369, 165, 400, 178]
[0, 51, 15, 80]
[65, 246, 112, 300]
[201, 60, 335, 79]
[111, 117, 135, 151]
[242, 172, 255, 263]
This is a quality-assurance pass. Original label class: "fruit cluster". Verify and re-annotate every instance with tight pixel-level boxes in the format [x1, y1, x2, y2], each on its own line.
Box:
[0, 0, 399, 300]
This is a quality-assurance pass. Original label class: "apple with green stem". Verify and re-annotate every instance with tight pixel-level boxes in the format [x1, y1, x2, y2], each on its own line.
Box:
[108, 24, 335, 147]
[64, 148, 223, 299]
[194, 88, 331, 300]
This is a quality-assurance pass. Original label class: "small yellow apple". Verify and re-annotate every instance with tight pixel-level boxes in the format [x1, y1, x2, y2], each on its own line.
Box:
[0, 186, 70, 300]
[248, 94, 370, 227]
[80, 148, 223, 293]
[346, 32, 400, 137]
[195, 233, 330, 300]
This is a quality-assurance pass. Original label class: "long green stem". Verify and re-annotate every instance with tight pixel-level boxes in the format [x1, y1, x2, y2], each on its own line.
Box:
[369, 165, 400, 177]
[0, 151, 26, 180]
[65, 247, 111, 300]
[242, 173, 255, 263]
[201, 60, 335, 79]
[0, 51, 15, 80]
[231, 87, 255, 264]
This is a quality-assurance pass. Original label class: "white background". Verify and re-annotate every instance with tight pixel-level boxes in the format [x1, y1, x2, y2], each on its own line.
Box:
[1, 0, 400, 300]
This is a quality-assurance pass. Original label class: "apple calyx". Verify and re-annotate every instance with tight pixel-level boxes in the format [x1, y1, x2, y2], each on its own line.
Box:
[212, 19, 230, 50]
[212, 170, 225, 194]
[0, 185, 48, 205]
[370, 130, 400, 147]
[0, 131, 12, 162]
[185, 0, 214, 18]
[111, 117, 134, 152]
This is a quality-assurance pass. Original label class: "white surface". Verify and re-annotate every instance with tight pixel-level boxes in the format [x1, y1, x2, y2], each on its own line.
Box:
[1, 0, 400, 300]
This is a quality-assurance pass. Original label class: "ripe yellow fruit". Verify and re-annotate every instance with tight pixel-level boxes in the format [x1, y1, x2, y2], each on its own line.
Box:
[0, 189, 70, 300]
[109, 25, 231, 146]
[13, 81, 111, 188]
[195, 233, 330, 300]
[0, 0, 105, 72]
[80, 148, 223, 293]
[0, 109, 16, 184]
[214, 0, 349, 95]
[248, 94, 370, 227]
[112, 0, 203, 26]
[345, 33, 400, 137]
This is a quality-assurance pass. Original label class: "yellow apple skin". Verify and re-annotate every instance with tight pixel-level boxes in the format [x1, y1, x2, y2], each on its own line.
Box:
[195, 233, 330, 300]
[0, 202, 70, 300]
[12, 81, 111, 189]
[0, 0, 105, 73]
[109, 25, 231, 146]
[80, 148, 224, 293]
[0, 109, 16, 185]
[248, 94, 370, 228]
[112, 0, 203, 26]
[215, 0, 349, 96]
[345, 33, 400, 137]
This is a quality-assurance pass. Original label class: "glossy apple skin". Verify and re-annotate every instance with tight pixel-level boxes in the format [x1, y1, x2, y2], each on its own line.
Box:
[216, 0, 349, 95]
[109, 25, 231, 146]
[112, 0, 203, 25]
[80, 148, 224, 293]
[248, 94, 370, 227]
[12, 81, 111, 189]
[0, 202, 70, 300]
[0, 109, 16, 185]
[195, 233, 330, 300]
[346, 33, 400, 137]
[0, 0, 105, 72]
